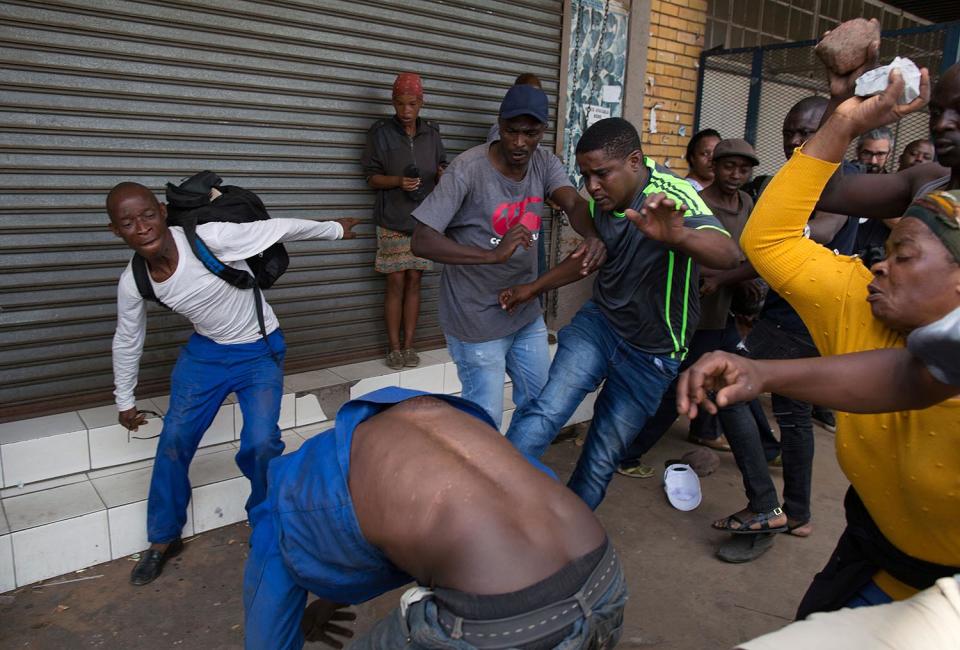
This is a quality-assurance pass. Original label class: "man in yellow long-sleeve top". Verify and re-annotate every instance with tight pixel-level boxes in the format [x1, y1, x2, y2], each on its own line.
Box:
[739, 65, 960, 619]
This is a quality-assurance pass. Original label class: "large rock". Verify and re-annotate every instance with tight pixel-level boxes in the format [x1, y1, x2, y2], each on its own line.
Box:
[815, 18, 881, 75]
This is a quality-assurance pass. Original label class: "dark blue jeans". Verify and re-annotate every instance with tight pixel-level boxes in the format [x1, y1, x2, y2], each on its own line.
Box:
[620, 321, 779, 466]
[725, 318, 818, 521]
[147, 330, 285, 543]
[506, 302, 679, 509]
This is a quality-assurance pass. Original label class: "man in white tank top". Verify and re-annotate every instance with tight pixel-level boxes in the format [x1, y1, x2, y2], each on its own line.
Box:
[107, 182, 357, 586]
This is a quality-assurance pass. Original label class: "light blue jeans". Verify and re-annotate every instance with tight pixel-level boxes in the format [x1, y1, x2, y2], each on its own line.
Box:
[445, 316, 550, 428]
[507, 302, 680, 509]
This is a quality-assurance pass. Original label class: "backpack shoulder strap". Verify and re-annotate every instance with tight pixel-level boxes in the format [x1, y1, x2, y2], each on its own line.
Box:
[131, 254, 171, 309]
[180, 222, 256, 290]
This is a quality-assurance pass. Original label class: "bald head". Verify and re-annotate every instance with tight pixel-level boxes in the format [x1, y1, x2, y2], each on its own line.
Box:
[106, 182, 158, 222]
[782, 96, 829, 161]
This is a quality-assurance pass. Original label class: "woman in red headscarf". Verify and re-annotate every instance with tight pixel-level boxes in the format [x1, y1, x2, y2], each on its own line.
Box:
[361, 73, 448, 369]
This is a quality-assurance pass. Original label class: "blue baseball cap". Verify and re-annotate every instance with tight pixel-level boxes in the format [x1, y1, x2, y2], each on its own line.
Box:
[499, 85, 549, 124]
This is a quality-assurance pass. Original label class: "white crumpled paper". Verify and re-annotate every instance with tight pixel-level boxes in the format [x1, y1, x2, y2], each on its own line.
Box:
[854, 56, 921, 104]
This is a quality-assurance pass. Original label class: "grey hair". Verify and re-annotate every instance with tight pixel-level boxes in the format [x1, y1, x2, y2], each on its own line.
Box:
[858, 127, 893, 148]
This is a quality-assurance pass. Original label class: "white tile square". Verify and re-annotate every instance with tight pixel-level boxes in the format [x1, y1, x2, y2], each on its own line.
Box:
[399, 365, 444, 393]
[188, 447, 242, 488]
[107, 500, 194, 560]
[91, 466, 153, 509]
[0, 534, 13, 593]
[4, 480, 105, 532]
[564, 390, 598, 427]
[349, 374, 400, 399]
[1, 430, 90, 487]
[295, 394, 328, 427]
[77, 399, 154, 431]
[281, 432, 306, 456]
[500, 409, 515, 435]
[329, 358, 396, 382]
[12, 511, 111, 587]
[86, 458, 154, 480]
[279, 393, 296, 431]
[149, 395, 170, 414]
[293, 422, 333, 440]
[421, 347, 453, 364]
[284, 368, 344, 393]
[88, 416, 162, 470]
[197, 403, 235, 448]
[191, 477, 250, 535]
[0, 411, 86, 445]
[1, 473, 90, 499]
[443, 361, 462, 394]
[0, 504, 8, 536]
[503, 383, 515, 410]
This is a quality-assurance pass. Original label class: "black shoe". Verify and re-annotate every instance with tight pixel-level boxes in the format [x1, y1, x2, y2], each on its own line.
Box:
[130, 539, 183, 586]
[812, 407, 837, 433]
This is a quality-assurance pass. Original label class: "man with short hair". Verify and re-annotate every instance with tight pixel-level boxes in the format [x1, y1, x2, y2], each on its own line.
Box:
[616, 138, 763, 477]
[898, 138, 935, 170]
[500, 117, 739, 509]
[855, 127, 893, 174]
[108, 182, 357, 586]
[411, 85, 605, 427]
[243, 388, 626, 650]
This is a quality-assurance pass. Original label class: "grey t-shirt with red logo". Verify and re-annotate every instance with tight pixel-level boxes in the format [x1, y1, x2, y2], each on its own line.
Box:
[413, 143, 572, 342]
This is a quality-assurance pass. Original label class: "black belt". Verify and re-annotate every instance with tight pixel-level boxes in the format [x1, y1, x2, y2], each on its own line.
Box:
[435, 544, 621, 649]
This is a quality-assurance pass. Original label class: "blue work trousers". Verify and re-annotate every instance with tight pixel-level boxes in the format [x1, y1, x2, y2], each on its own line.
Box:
[146, 330, 285, 543]
[506, 302, 679, 509]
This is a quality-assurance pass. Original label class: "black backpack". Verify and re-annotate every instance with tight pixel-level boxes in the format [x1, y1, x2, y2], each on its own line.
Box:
[132, 171, 288, 357]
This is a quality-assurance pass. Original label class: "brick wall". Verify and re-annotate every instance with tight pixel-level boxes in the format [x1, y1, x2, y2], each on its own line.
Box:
[642, 0, 708, 175]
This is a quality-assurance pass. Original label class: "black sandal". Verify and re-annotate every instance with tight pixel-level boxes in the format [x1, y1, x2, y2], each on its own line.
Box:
[712, 507, 788, 535]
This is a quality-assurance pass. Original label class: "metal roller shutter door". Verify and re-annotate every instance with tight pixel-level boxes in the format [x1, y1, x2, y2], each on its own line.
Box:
[0, 0, 563, 420]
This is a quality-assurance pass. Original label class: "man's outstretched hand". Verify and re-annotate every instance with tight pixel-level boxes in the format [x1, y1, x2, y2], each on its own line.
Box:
[335, 218, 361, 240]
[301, 599, 356, 648]
[569, 235, 607, 275]
[676, 351, 764, 419]
[625, 193, 687, 245]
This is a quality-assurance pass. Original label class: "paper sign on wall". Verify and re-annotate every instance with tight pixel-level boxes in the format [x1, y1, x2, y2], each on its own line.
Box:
[601, 85, 622, 103]
[586, 104, 611, 127]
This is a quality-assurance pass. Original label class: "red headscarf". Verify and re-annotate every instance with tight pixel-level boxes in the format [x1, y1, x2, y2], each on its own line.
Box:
[392, 73, 423, 100]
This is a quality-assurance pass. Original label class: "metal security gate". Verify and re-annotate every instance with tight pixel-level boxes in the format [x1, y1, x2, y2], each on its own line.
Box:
[695, 21, 960, 177]
[0, 0, 564, 421]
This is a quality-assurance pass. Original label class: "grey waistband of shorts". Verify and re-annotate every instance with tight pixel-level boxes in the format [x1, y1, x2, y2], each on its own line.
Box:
[434, 543, 620, 649]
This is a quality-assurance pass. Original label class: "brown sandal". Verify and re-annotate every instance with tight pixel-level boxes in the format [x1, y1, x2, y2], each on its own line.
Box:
[712, 507, 788, 535]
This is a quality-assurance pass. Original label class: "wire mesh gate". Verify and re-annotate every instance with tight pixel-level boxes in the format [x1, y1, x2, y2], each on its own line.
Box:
[695, 22, 960, 177]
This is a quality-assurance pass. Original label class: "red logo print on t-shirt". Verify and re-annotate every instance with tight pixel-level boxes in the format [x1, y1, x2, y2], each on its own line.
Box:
[491, 197, 543, 237]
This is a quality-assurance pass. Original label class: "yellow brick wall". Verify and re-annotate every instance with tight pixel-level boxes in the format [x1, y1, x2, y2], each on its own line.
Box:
[643, 0, 708, 175]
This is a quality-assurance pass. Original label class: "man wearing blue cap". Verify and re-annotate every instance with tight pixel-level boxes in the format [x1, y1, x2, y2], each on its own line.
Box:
[411, 85, 605, 427]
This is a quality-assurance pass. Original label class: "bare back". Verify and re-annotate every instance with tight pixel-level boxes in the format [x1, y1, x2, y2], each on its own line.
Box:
[348, 396, 606, 595]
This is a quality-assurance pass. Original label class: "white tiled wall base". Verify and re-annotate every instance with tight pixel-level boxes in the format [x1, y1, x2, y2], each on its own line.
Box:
[11, 511, 111, 587]
[0, 343, 598, 592]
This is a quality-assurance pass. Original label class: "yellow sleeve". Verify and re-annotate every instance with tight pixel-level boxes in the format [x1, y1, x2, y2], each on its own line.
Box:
[740, 150, 882, 355]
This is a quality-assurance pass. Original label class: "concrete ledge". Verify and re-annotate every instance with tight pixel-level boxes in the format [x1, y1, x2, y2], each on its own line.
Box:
[0, 342, 597, 591]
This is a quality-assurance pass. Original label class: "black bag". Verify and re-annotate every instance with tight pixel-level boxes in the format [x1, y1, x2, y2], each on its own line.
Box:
[132, 171, 287, 359]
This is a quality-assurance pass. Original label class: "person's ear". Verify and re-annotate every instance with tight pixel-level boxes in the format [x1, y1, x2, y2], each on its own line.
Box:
[108, 220, 121, 238]
[628, 149, 643, 171]
[159, 202, 167, 219]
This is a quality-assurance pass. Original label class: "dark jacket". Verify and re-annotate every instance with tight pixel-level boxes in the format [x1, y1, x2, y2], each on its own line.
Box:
[361, 116, 447, 233]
